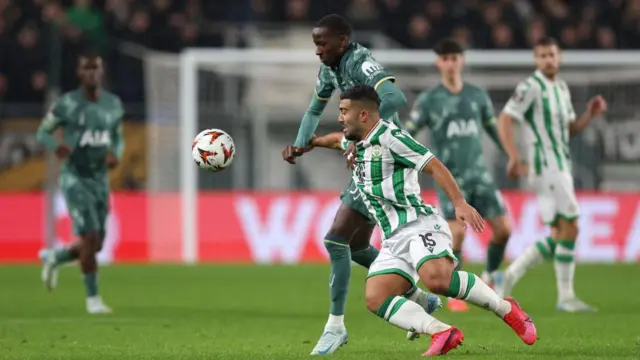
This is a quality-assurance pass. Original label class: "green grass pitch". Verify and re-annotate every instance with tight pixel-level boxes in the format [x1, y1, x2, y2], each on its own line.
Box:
[1, 264, 639, 359]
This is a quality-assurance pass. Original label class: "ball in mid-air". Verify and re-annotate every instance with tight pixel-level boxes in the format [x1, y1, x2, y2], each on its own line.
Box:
[192, 129, 235, 172]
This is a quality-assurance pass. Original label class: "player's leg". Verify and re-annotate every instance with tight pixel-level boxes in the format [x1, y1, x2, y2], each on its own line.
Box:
[474, 185, 511, 290]
[552, 173, 594, 311]
[366, 246, 456, 356]
[411, 217, 537, 347]
[437, 190, 469, 312]
[501, 175, 556, 298]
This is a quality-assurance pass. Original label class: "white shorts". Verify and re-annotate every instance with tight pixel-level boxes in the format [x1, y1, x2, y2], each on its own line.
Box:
[529, 170, 579, 225]
[367, 215, 458, 287]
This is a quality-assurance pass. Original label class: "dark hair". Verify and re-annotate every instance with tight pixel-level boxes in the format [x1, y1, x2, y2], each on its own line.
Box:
[316, 14, 352, 37]
[78, 49, 102, 62]
[534, 37, 559, 48]
[433, 38, 464, 55]
[340, 84, 380, 107]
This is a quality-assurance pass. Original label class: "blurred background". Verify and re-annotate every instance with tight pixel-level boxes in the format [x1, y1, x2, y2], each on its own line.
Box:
[1, 0, 639, 264]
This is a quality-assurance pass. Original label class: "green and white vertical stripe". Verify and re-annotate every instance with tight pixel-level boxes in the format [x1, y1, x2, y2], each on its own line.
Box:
[523, 71, 574, 173]
[353, 121, 437, 239]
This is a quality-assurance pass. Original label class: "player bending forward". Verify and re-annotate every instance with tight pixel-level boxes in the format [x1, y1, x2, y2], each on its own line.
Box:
[282, 14, 440, 355]
[406, 38, 512, 313]
[36, 53, 125, 314]
[497, 37, 606, 312]
[311, 84, 537, 356]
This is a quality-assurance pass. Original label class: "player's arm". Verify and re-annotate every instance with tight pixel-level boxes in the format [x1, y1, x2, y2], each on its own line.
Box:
[36, 99, 66, 150]
[386, 130, 484, 231]
[353, 58, 406, 121]
[498, 80, 536, 177]
[568, 91, 607, 135]
[292, 68, 335, 149]
[109, 99, 125, 161]
[479, 90, 505, 152]
[404, 91, 431, 136]
[310, 132, 347, 150]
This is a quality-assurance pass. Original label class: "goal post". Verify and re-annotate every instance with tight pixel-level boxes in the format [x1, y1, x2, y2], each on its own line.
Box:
[143, 48, 640, 263]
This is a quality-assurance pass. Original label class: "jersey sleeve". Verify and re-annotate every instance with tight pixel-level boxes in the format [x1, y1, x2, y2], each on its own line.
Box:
[340, 136, 352, 151]
[405, 91, 431, 135]
[502, 80, 537, 122]
[40, 98, 68, 132]
[387, 129, 435, 172]
[110, 97, 125, 159]
[351, 55, 395, 90]
[315, 66, 335, 101]
[480, 89, 497, 125]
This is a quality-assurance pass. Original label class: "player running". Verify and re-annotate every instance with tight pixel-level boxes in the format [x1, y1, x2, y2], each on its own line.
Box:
[36, 53, 125, 314]
[405, 38, 512, 313]
[311, 84, 537, 356]
[281, 14, 440, 355]
[497, 37, 606, 312]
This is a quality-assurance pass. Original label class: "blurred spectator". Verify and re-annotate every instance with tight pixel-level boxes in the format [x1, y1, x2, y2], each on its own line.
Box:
[526, 18, 547, 47]
[489, 23, 515, 49]
[345, 0, 379, 31]
[65, 0, 107, 54]
[5, 23, 46, 103]
[406, 15, 434, 49]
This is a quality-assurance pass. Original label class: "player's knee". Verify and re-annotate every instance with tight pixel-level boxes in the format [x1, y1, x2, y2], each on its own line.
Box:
[492, 222, 512, 245]
[557, 219, 579, 240]
[364, 286, 388, 314]
[419, 262, 453, 295]
[324, 239, 350, 260]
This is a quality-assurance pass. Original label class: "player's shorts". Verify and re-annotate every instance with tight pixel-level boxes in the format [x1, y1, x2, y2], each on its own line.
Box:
[437, 175, 506, 221]
[529, 170, 579, 226]
[367, 215, 458, 287]
[340, 179, 376, 225]
[60, 173, 109, 236]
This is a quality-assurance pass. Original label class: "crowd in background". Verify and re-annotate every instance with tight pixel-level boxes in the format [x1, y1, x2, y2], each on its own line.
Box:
[0, 0, 638, 108]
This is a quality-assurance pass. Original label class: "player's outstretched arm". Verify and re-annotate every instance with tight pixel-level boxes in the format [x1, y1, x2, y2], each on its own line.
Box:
[423, 157, 484, 233]
[293, 96, 329, 148]
[109, 100, 126, 161]
[310, 132, 345, 150]
[404, 91, 431, 137]
[36, 100, 69, 158]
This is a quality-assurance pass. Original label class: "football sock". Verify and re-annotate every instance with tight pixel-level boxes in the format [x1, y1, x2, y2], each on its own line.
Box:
[453, 250, 463, 271]
[405, 286, 436, 310]
[54, 247, 78, 265]
[485, 242, 506, 273]
[507, 236, 555, 283]
[445, 271, 511, 317]
[83, 272, 99, 297]
[324, 236, 351, 316]
[554, 240, 576, 302]
[350, 245, 379, 268]
[325, 314, 344, 329]
[376, 296, 450, 335]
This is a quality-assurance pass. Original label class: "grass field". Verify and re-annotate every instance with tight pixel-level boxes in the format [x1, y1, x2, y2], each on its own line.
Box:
[1, 264, 639, 359]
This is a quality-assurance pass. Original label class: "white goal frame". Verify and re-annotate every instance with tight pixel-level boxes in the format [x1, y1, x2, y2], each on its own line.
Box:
[178, 49, 640, 264]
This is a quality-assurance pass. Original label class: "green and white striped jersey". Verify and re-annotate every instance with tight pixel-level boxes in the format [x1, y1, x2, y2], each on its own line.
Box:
[341, 121, 437, 239]
[502, 70, 576, 175]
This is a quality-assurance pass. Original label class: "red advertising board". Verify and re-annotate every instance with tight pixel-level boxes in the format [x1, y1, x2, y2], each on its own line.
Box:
[0, 191, 639, 264]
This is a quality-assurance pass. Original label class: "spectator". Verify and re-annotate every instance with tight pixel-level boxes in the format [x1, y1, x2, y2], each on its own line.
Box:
[406, 15, 434, 49]
[5, 24, 46, 103]
[596, 27, 617, 49]
[489, 22, 515, 49]
[345, 0, 379, 31]
[526, 18, 547, 47]
[65, 0, 107, 54]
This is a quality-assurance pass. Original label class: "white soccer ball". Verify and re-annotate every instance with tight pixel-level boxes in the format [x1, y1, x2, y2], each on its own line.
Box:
[192, 129, 235, 172]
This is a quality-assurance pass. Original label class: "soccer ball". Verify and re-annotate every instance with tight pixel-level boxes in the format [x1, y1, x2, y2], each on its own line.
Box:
[192, 129, 235, 172]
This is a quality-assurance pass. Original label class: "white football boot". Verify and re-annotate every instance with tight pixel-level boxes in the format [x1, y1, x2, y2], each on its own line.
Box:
[310, 327, 348, 356]
[39, 249, 58, 292]
[86, 296, 113, 314]
[557, 298, 597, 312]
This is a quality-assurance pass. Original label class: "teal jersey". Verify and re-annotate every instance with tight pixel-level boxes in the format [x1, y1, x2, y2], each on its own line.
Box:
[406, 83, 495, 179]
[315, 43, 401, 127]
[39, 89, 125, 179]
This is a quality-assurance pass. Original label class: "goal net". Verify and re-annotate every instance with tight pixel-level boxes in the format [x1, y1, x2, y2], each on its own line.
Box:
[144, 49, 640, 263]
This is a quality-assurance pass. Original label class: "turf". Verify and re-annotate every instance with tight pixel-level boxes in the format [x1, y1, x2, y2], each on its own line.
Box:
[0, 264, 638, 359]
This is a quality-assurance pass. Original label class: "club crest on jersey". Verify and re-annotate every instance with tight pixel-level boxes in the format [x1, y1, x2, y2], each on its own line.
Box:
[370, 145, 383, 159]
[361, 60, 383, 78]
[79, 129, 110, 147]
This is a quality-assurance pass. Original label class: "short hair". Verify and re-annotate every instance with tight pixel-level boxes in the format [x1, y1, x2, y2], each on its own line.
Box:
[534, 37, 559, 48]
[316, 14, 352, 37]
[433, 38, 464, 55]
[340, 84, 380, 108]
[78, 49, 102, 62]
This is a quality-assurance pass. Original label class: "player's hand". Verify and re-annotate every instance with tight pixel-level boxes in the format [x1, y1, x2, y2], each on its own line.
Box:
[344, 142, 357, 169]
[106, 152, 119, 169]
[54, 144, 72, 159]
[454, 200, 485, 233]
[587, 95, 607, 118]
[506, 157, 522, 179]
[281, 145, 306, 164]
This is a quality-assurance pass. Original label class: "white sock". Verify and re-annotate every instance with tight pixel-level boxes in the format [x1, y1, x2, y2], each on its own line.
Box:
[378, 296, 450, 335]
[325, 314, 345, 329]
[507, 237, 554, 283]
[405, 287, 430, 307]
[554, 240, 576, 302]
[450, 271, 511, 318]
